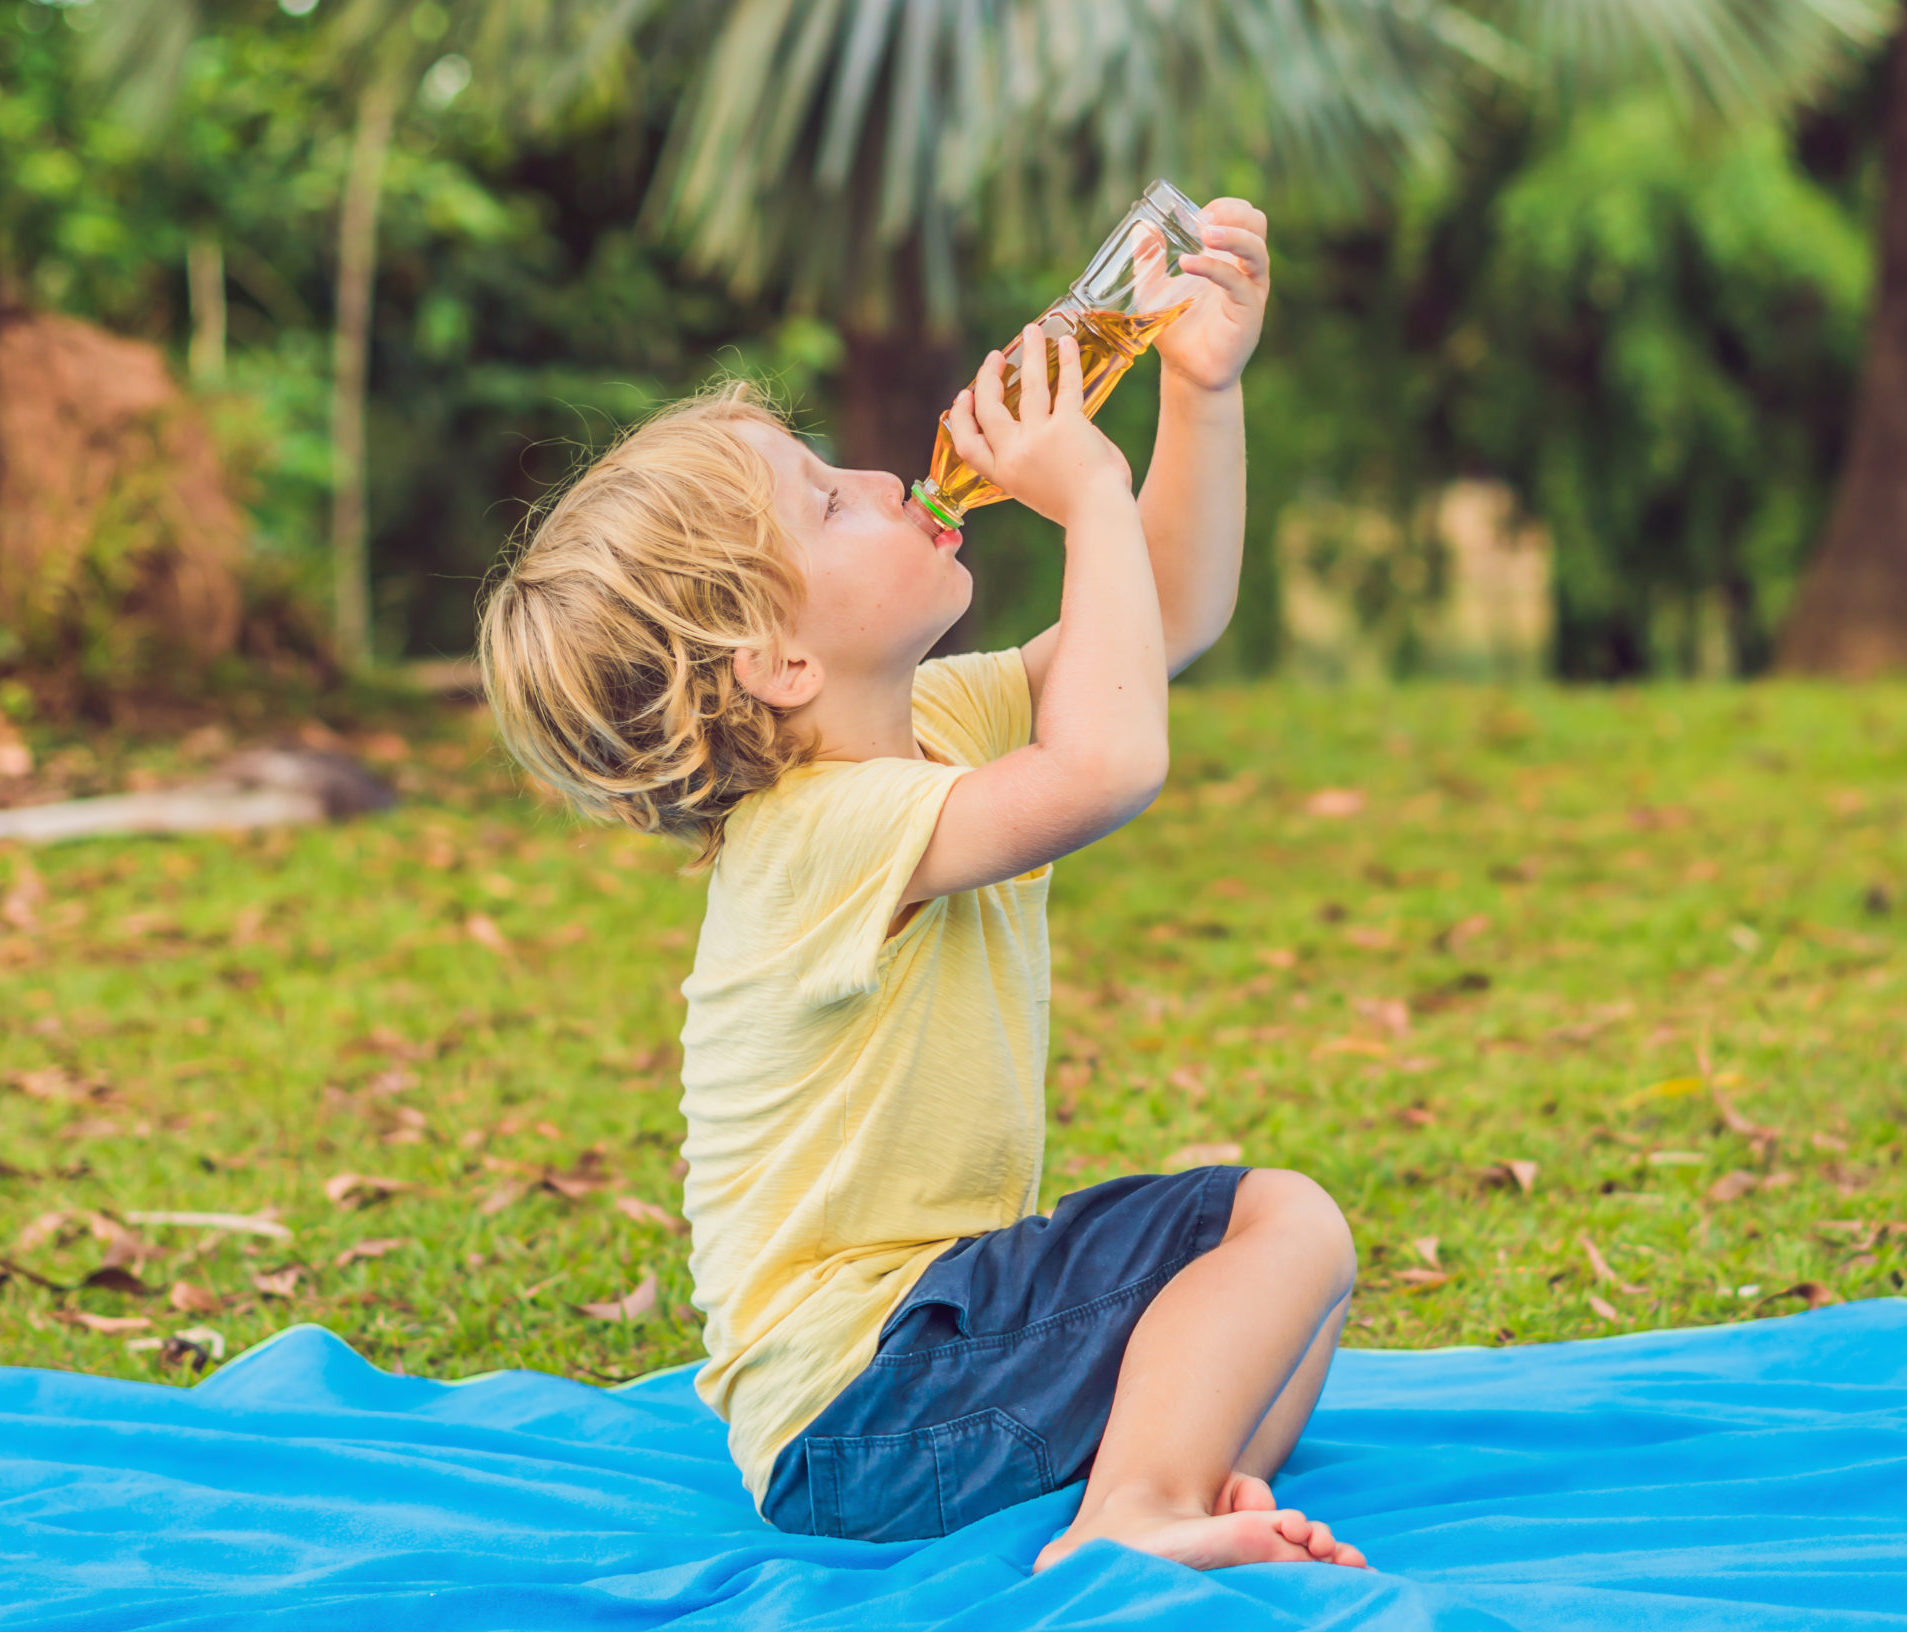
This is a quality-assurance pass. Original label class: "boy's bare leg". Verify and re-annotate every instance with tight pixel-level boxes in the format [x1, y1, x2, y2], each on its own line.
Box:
[1214, 1290, 1352, 1515]
[1032, 1170, 1364, 1573]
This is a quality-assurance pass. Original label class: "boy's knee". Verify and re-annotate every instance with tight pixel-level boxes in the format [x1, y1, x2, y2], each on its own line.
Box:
[1225, 1168, 1357, 1296]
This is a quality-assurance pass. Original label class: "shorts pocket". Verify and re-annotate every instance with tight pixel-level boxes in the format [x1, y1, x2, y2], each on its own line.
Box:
[806, 1408, 1053, 1542]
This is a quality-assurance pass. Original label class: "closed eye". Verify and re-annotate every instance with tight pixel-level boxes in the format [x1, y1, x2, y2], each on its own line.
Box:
[824, 485, 842, 520]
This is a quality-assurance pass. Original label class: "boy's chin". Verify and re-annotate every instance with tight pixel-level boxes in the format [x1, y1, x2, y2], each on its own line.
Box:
[912, 600, 971, 662]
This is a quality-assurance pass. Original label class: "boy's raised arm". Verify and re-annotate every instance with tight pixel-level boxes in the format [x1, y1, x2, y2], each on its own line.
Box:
[897, 327, 1169, 907]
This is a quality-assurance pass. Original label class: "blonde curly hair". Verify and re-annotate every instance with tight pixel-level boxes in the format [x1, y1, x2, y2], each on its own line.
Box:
[476, 379, 821, 873]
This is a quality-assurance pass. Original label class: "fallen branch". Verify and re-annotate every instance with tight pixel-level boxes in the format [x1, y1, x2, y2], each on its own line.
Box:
[0, 749, 393, 845]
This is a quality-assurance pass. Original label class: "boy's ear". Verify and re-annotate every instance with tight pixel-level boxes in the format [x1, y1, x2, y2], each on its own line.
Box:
[733, 643, 822, 710]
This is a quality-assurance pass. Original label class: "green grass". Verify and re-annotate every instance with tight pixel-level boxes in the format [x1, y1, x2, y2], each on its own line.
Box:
[2, 682, 1903, 1386]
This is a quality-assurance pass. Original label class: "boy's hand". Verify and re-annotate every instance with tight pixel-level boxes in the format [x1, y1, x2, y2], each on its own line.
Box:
[944, 324, 1133, 528]
[1151, 196, 1271, 394]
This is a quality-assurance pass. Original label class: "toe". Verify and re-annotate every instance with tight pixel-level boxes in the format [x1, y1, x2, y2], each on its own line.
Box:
[1218, 1473, 1275, 1515]
[1272, 1508, 1311, 1547]
[1305, 1520, 1337, 1559]
[1335, 1541, 1369, 1569]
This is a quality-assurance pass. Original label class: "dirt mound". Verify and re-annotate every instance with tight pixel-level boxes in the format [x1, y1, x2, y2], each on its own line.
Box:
[0, 305, 251, 720]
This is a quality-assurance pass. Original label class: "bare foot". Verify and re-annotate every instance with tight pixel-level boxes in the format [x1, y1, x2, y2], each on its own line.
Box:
[1033, 1495, 1368, 1574]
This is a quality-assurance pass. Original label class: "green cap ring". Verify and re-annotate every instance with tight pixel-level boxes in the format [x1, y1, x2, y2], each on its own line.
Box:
[912, 481, 961, 531]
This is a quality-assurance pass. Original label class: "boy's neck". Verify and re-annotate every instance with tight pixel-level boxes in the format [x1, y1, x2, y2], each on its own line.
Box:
[796, 661, 931, 764]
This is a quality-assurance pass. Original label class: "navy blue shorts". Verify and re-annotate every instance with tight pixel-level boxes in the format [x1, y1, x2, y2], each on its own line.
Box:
[760, 1163, 1250, 1542]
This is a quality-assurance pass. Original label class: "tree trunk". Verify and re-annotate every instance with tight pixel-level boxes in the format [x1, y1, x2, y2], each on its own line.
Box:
[833, 240, 971, 655]
[186, 234, 225, 387]
[1778, 15, 1907, 676]
[329, 73, 400, 673]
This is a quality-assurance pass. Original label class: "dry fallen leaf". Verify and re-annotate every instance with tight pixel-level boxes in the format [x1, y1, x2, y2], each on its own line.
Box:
[1707, 1170, 1759, 1204]
[364, 1067, 422, 1097]
[7, 1067, 92, 1102]
[357, 731, 411, 765]
[80, 1266, 156, 1296]
[1410, 1236, 1441, 1270]
[611, 1197, 686, 1235]
[1305, 788, 1366, 818]
[1823, 1162, 1876, 1196]
[1354, 998, 1412, 1038]
[2, 857, 45, 931]
[572, 1272, 659, 1323]
[465, 913, 512, 956]
[1502, 1160, 1539, 1195]
[1313, 1036, 1390, 1060]
[1578, 1233, 1646, 1295]
[87, 1212, 155, 1270]
[15, 1210, 74, 1253]
[56, 1310, 153, 1335]
[479, 1181, 527, 1216]
[1587, 1294, 1620, 1321]
[1713, 1088, 1781, 1155]
[1163, 1141, 1244, 1170]
[324, 1172, 414, 1209]
[539, 1150, 614, 1202]
[1166, 1066, 1209, 1102]
[1758, 1281, 1841, 1311]
[1434, 914, 1492, 954]
[1396, 1269, 1453, 1291]
[334, 1237, 411, 1269]
[251, 1266, 304, 1298]
[344, 1025, 438, 1065]
[168, 1280, 223, 1314]
[64, 1116, 124, 1142]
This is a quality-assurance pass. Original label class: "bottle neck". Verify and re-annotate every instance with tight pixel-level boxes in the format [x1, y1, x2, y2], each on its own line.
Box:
[912, 479, 963, 530]
[1053, 291, 1148, 358]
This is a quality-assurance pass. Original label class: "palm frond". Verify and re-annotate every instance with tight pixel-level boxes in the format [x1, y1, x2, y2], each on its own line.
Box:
[1502, 0, 1894, 124]
[656, 0, 1479, 331]
[82, 0, 211, 133]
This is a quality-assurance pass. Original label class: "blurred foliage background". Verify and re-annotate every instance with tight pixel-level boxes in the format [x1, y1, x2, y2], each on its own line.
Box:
[1, 0, 1903, 722]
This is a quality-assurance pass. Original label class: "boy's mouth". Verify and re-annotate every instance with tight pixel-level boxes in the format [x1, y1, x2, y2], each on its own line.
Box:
[903, 496, 960, 549]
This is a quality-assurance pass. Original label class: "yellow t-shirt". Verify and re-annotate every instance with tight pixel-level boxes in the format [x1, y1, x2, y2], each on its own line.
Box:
[676, 647, 1052, 1506]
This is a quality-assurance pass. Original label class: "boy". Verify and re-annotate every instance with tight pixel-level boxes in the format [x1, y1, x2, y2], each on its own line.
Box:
[478, 198, 1363, 1572]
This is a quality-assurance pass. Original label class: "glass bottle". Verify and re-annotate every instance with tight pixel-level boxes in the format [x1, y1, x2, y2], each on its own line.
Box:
[910, 179, 1208, 534]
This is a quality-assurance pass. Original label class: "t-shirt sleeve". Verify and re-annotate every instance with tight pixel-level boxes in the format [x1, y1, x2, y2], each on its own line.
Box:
[911, 648, 1033, 766]
[782, 757, 975, 1009]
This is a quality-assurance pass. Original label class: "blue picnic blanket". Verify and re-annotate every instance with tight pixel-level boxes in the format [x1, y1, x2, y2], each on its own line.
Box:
[4, 1299, 1905, 1629]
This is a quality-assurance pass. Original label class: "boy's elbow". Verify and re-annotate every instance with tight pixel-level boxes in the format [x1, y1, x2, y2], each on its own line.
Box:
[1044, 737, 1168, 818]
[1102, 744, 1169, 813]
